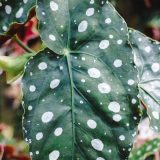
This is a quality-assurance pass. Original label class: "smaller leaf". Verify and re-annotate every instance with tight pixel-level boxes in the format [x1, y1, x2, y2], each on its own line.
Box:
[0, 0, 36, 45]
[129, 29, 160, 132]
[0, 54, 34, 83]
[129, 137, 160, 160]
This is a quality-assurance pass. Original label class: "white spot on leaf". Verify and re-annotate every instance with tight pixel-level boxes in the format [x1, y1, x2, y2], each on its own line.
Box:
[151, 63, 160, 73]
[119, 135, 125, 141]
[91, 139, 104, 151]
[90, 0, 94, 4]
[105, 18, 111, 24]
[99, 40, 110, 49]
[81, 79, 86, 83]
[138, 38, 142, 42]
[78, 20, 88, 32]
[38, 62, 47, 70]
[117, 39, 123, 45]
[81, 57, 86, 61]
[41, 112, 54, 123]
[131, 99, 137, 104]
[5, 5, 12, 14]
[54, 128, 63, 136]
[28, 106, 33, 111]
[113, 114, 122, 122]
[2, 26, 7, 31]
[36, 132, 43, 140]
[88, 68, 101, 78]
[145, 46, 151, 53]
[23, 0, 28, 3]
[97, 158, 105, 160]
[86, 8, 94, 16]
[152, 111, 159, 120]
[113, 59, 122, 68]
[49, 34, 56, 41]
[128, 79, 135, 86]
[87, 119, 97, 129]
[50, 1, 58, 11]
[109, 35, 113, 39]
[108, 102, 120, 113]
[50, 79, 60, 89]
[98, 83, 111, 94]
[16, 7, 24, 18]
[49, 150, 60, 160]
[29, 85, 36, 92]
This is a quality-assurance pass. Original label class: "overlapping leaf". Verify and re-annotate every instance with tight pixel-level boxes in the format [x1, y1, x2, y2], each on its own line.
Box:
[129, 137, 160, 160]
[22, 1, 141, 159]
[129, 29, 160, 132]
[0, 0, 35, 44]
[0, 54, 34, 83]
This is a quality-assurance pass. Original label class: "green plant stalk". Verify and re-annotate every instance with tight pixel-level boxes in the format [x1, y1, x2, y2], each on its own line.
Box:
[13, 35, 35, 53]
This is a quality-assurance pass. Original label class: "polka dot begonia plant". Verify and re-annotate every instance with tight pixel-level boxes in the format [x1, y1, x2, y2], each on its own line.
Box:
[129, 137, 160, 160]
[0, 0, 160, 160]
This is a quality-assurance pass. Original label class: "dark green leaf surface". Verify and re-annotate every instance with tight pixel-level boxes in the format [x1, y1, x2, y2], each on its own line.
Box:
[129, 137, 160, 160]
[22, 1, 140, 159]
[129, 29, 160, 132]
[0, 0, 35, 37]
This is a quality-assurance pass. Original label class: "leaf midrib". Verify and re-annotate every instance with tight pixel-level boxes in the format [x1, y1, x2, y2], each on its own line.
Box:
[139, 85, 160, 105]
[66, 53, 76, 160]
[65, 0, 76, 158]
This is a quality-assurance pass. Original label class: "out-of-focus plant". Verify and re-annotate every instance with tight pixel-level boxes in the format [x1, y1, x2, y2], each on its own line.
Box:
[0, 53, 34, 83]
[129, 137, 160, 160]
[0, 123, 30, 160]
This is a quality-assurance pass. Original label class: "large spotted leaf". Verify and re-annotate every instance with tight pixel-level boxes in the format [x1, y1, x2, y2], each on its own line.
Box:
[0, 0, 35, 44]
[22, 1, 140, 160]
[129, 29, 160, 132]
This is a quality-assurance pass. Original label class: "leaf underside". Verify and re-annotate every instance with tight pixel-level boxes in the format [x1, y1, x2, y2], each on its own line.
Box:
[129, 29, 160, 132]
[0, 0, 35, 44]
[22, 1, 140, 160]
[129, 137, 160, 160]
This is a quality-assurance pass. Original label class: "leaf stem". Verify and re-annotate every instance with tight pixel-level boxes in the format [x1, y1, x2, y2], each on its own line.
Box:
[13, 35, 34, 53]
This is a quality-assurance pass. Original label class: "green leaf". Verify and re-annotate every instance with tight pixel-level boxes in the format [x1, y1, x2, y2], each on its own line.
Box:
[0, 0, 35, 43]
[0, 54, 33, 83]
[129, 29, 160, 132]
[129, 138, 160, 160]
[22, 1, 140, 159]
